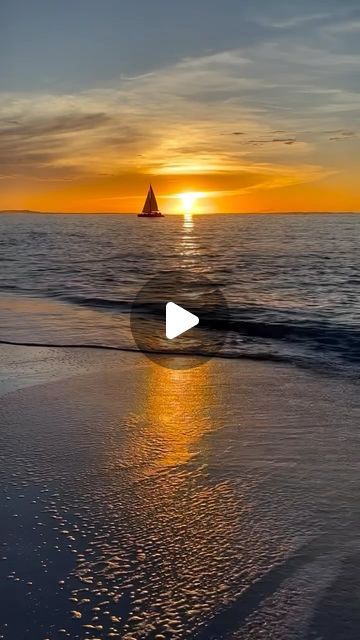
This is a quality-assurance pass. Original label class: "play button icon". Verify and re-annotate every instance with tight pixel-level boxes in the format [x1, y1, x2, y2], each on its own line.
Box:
[166, 302, 199, 339]
[130, 270, 229, 369]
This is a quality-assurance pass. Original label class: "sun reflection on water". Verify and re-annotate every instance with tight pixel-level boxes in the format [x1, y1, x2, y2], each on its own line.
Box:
[183, 211, 194, 229]
[141, 361, 214, 468]
[176, 209, 200, 266]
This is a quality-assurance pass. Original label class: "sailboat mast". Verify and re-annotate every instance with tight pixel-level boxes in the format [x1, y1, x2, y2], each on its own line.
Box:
[138, 184, 164, 217]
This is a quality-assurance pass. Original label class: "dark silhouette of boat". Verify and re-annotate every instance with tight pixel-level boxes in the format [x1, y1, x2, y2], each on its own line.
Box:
[138, 185, 164, 217]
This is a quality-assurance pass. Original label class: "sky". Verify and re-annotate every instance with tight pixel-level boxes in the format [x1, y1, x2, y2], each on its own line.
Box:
[0, 0, 360, 213]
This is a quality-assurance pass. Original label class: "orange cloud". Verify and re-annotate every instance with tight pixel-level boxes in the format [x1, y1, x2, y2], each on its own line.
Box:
[1, 43, 360, 213]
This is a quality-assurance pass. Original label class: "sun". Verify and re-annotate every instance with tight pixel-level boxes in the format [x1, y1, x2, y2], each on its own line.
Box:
[180, 192, 198, 212]
[178, 192, 203, 213]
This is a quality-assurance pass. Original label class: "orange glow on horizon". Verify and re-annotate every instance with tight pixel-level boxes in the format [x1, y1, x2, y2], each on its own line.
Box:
[3, 169, 360, 215]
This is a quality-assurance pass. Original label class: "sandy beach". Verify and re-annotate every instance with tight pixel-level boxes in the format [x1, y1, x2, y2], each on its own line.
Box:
[1, 345, 360, 639]
[2, 0, 360, 635]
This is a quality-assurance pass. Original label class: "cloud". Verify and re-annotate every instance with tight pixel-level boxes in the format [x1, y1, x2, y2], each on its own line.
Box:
[245, 137, 297, 146]
[324, 20, 360, 34]
[329, 130, 357, 141]
[0, 112, 108, 180]
[256, 12, 336, 30]
[2, 112, 111, 137]
[1, 29, 359, 195]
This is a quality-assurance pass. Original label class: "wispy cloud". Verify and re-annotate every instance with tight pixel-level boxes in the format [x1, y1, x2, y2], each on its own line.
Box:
[255, 12, 336, 30]
[329, 130, 357, 141]
[0, 26, 359, 204]
[323, 19, 360, 33]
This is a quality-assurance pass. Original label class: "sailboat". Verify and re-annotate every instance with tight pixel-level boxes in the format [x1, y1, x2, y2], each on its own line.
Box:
[138, 184, 164, 217]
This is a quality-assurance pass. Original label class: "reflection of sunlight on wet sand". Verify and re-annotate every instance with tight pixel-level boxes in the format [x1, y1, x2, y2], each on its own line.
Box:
[140, 361, 214, 468]
[105, 359, 218, 473]
[77, 357, 251, 638]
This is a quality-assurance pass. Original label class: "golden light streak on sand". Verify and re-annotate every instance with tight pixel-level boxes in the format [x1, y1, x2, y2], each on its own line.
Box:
[142, 362, 214, 468]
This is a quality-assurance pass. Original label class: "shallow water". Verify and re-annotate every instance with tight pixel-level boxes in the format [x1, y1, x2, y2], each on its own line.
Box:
[0, 348, 359, 639]
[0, 213, 359, 375]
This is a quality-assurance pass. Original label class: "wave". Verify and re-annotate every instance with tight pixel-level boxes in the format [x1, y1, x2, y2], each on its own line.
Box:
[59, 294, 134, 312]
[0, 338, 358, 379]
[1, 290, 359, 376]
[57, 293, 360, 363]
[227, 317, 360, 358]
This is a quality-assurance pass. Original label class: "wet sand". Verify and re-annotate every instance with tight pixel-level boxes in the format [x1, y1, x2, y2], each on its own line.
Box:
[0, 345, 360, 640]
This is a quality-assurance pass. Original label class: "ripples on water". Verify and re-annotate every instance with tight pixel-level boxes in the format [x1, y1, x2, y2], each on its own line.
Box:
[1, 352, 360, 639]
[0, 212, 359, 374]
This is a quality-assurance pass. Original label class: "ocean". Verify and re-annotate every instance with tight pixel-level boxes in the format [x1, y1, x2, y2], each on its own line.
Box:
[1, 213, 360, 640]
[0, 212, 359, 376]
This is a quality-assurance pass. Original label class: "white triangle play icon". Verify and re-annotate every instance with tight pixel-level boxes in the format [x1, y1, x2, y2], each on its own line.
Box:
[166, 302, 199, 340]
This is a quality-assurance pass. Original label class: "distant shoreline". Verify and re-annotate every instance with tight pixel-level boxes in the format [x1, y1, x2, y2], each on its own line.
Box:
[0, 210, 359, 216]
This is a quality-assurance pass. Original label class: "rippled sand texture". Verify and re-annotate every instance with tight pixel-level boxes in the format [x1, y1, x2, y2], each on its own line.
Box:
[0, 346, 360, 639]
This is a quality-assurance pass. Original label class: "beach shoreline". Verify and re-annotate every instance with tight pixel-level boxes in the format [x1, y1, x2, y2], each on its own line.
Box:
[1, 344, 360, 638]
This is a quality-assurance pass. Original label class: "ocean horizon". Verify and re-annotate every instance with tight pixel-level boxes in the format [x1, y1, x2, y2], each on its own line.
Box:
[1, 210, 360, 215]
